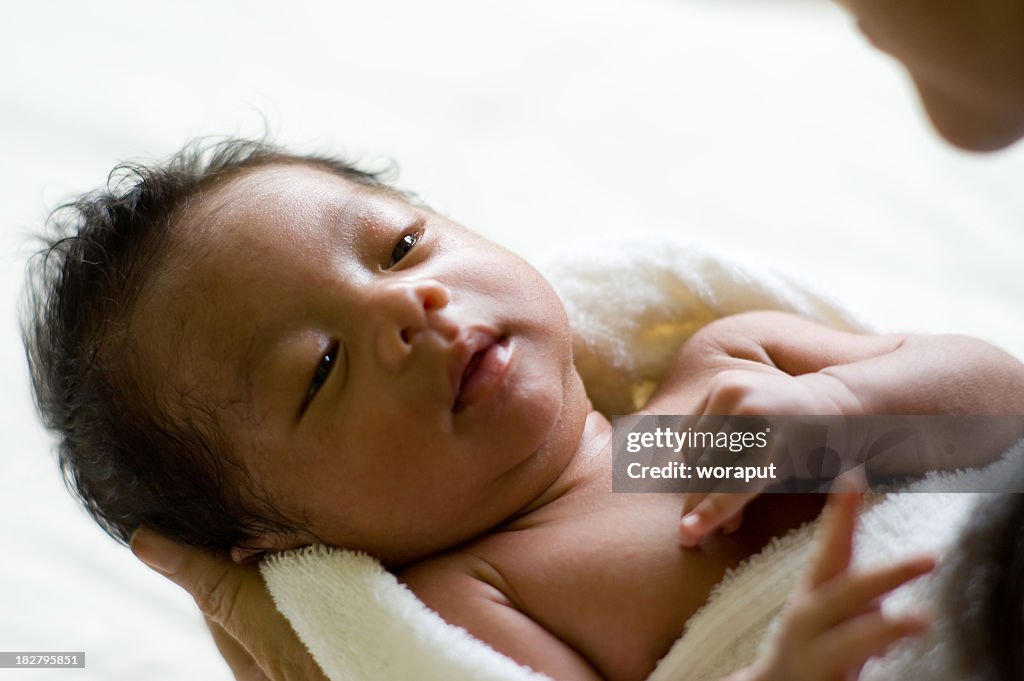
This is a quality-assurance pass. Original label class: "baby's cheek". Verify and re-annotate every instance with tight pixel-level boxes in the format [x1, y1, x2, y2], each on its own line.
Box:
[520, 360, 587, 456]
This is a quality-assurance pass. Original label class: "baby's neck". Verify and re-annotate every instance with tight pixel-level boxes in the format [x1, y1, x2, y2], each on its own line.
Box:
[504, 409, 613, 527]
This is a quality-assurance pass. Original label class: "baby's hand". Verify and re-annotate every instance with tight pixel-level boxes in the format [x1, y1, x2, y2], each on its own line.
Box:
[679, 368, 861, 547]
[748, 493, 934, 681]
[701, 368, 859, 419]
[679, 489, 756, 546]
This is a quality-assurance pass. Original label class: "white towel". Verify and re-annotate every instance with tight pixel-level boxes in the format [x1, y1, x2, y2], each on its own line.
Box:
[260, 236, 980, 681]
[536, 237, 869, 416]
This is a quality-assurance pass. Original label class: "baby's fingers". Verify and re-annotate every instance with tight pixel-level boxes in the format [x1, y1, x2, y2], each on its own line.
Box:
[819, 610, 931, 674]
[679, 492, 758, 547]
[722, 509, 744, 534]
[806, 491, 859, 588]
[681, 493, 708, 519]
[802, 557, 935, 633]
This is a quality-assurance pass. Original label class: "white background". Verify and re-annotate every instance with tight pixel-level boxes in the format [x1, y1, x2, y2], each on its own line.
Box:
[2, 1, 1023, 678]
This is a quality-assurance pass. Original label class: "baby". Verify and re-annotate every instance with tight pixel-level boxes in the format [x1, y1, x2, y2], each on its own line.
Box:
[24, 139, 1024, 681]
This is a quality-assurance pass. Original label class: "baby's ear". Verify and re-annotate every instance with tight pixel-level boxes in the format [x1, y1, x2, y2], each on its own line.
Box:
[230, 531, 303, 564]
[230, 545, 265, 564]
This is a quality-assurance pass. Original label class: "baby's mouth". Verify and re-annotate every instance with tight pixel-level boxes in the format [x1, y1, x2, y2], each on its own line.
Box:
[460, 348, 487, 388]
[452, 334, 510, 413]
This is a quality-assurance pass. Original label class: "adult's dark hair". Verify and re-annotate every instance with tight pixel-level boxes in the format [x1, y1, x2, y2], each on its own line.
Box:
[22, 137, 402, 552]
[946, 488, 1024, 680]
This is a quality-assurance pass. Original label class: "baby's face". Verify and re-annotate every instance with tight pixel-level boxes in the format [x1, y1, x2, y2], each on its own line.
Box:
[133, 163, 589, 566]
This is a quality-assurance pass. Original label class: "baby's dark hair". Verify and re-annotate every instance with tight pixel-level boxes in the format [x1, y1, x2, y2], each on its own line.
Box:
[22, 137, 402, 552]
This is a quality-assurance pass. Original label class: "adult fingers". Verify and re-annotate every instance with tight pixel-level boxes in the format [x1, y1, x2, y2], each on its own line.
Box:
[132, 527, 263, 637]
[131, 528, 327, 681]
[205, 617, 270, 681]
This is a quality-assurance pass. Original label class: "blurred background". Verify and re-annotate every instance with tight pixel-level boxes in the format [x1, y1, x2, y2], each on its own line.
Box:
[3, 0, 1023, 678]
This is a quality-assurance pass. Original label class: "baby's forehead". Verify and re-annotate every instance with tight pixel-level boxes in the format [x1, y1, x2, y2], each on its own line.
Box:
[179, 162, 410, 253]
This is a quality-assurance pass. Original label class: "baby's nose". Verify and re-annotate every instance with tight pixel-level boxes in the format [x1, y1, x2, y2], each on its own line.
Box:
[372, 278, 455, 370]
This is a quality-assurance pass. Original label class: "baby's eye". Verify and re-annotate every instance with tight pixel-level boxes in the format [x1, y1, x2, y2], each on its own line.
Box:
[306, 342, 339, 404]
[387, 232, 419, 268]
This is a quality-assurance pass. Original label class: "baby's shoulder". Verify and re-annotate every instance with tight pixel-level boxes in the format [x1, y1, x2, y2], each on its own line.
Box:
[398, 544, 515, 610]
[397, 544, 605, 678]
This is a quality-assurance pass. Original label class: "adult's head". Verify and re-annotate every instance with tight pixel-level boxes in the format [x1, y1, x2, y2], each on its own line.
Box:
[839, 0, 1024, 151]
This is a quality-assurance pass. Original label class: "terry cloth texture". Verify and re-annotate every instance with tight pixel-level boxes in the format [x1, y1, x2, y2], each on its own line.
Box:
[536, 237, 870, 416]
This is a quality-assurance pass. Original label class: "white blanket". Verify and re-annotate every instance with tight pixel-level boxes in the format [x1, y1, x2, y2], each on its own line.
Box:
[259, 236, 985, 681]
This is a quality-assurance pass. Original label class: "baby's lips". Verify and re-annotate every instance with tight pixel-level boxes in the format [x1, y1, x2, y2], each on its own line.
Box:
[447, 326, 500, 408]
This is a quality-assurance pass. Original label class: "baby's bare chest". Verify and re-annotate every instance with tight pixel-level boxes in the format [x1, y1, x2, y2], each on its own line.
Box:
[474, 493, 823, 681]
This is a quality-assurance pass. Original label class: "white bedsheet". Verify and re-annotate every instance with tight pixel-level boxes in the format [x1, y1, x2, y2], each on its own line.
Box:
[3, 1, 1024, 679]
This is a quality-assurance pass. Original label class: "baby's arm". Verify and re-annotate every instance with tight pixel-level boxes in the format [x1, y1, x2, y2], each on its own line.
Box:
[643, 311, 1024, 544]
[649, 310, 1024, 417]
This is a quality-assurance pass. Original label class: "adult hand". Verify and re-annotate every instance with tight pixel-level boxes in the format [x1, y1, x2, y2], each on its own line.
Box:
[131, 528, 328, 681]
